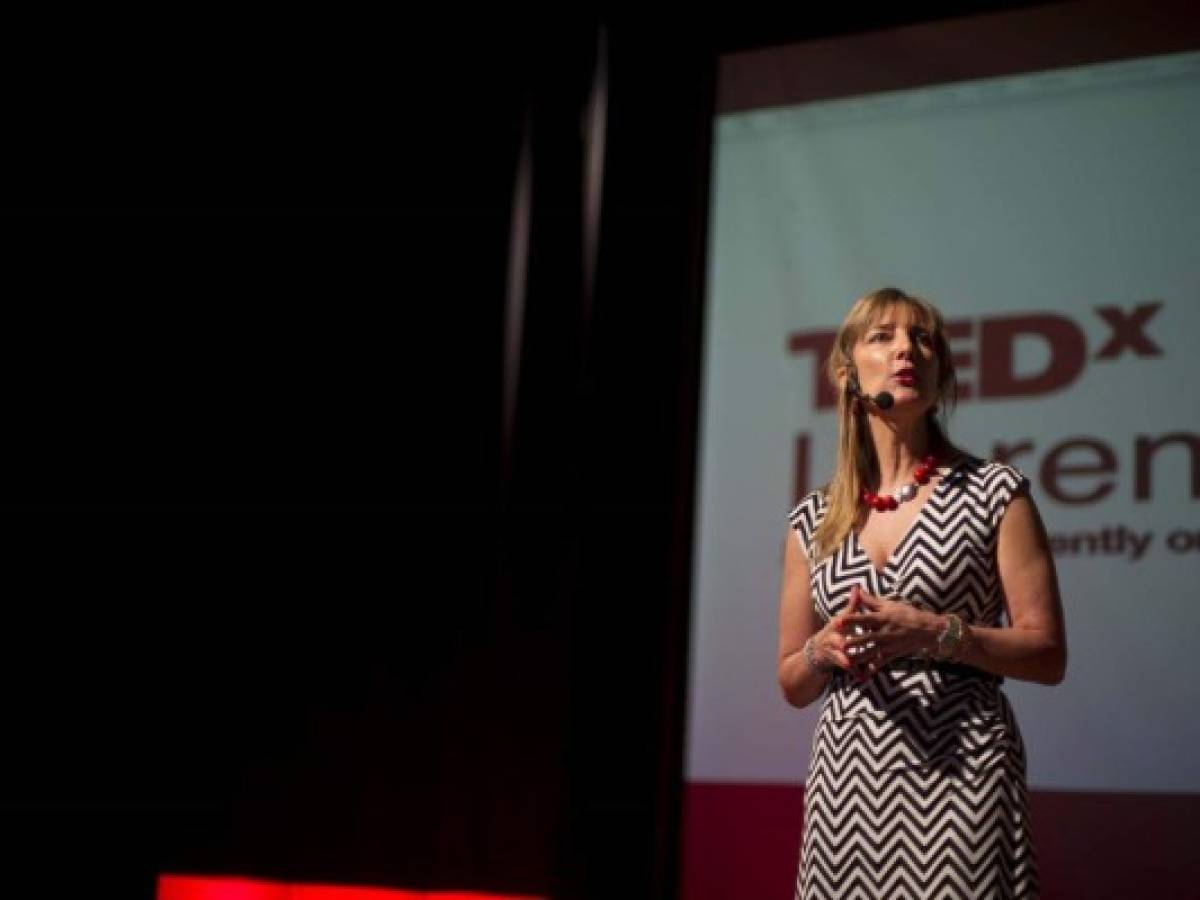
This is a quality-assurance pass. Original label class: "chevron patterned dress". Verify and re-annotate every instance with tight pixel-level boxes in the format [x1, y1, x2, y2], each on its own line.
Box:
[787, 457, 1038, 899]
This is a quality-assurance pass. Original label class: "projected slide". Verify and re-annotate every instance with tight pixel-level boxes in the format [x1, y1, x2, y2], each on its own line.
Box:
[687, 49, 1200, 795]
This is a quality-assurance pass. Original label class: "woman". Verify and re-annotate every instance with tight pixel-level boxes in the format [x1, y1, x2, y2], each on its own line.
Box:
[778, 287, 1066, 899]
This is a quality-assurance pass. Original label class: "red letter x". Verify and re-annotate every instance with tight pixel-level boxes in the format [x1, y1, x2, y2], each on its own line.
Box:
[1094, 302, 1162, 359]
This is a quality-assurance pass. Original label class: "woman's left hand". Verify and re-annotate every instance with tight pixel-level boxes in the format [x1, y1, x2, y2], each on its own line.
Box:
[841, 585, 941, 680]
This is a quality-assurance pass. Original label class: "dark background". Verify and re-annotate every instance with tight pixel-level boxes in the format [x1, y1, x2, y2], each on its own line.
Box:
[2, 6, 1057, 898]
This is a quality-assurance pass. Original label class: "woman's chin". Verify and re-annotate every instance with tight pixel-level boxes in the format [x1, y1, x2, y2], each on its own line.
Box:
[876, 388, 933, 414]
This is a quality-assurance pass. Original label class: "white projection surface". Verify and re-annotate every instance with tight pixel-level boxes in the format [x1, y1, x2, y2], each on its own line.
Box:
[687, 51, 1200, 793]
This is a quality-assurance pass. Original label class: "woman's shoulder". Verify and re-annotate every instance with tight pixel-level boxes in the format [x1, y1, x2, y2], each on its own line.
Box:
[786, 486, 828, 530]
[948, 455, 1032, 524]
[955, 454, 1030, 489]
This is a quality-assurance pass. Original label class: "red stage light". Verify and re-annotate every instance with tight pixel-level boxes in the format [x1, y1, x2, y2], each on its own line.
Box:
[157, 874, 545, 900]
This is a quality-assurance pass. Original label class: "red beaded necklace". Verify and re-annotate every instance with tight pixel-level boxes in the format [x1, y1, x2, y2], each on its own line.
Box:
[860, 454, 939, 512]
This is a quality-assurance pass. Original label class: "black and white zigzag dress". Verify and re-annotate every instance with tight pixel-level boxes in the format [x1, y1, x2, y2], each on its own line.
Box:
[787, 456, 1037, 899]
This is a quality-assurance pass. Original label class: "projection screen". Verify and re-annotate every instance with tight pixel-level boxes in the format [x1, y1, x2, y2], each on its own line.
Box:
[686, 29, 1200, 809]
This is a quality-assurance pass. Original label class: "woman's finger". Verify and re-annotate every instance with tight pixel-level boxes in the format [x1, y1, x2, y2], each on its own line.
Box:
[855, 589, 885, 609]
[844, 627, 881, 645]
[846, 585, 863, 613]
[841, 613, 884, 630]
[845, 634, 883, 651]
[847, 638, 897, 659]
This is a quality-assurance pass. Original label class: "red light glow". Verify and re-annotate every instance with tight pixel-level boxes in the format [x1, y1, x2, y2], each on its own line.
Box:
[157, 875, 545, 900]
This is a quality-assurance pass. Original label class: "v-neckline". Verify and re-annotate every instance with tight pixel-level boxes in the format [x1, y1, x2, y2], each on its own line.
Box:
[850, 455, 967, 579]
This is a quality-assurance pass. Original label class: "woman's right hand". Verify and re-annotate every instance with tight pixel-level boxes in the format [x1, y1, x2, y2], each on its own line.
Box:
[807, 587, 868, 673]
[808, 621, 851, 671]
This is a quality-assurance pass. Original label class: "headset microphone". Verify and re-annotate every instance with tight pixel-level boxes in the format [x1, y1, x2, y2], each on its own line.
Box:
[848, 373, 895, 410]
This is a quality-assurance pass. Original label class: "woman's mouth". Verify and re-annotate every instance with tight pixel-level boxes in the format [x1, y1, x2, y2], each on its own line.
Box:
[892, 370, 916, 384]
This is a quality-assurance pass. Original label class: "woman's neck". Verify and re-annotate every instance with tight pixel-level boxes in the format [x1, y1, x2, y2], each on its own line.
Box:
[868, 417, 932, 491]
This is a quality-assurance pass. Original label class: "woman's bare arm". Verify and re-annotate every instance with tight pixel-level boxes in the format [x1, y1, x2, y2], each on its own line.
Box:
[777, 526, 850, 707]
[954, 490, 1067, 684]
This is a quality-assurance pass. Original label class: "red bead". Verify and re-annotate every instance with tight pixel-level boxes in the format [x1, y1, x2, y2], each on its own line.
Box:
[873, 497, 888, 511]
[861, 489, 874, 503]
[914, 466, 929, 484]
[886, 496, 899, 510]
[923, 454, 937, 467]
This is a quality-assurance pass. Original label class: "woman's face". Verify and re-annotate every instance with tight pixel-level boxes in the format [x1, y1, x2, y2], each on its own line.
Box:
[851, 304, 940, 416]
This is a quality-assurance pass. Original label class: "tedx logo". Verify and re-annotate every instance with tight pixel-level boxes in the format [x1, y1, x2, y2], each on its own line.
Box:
[787, 302, 1163, 410]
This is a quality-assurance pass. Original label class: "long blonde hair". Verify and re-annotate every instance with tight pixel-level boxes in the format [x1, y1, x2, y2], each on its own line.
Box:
[809, 287, 966, 563]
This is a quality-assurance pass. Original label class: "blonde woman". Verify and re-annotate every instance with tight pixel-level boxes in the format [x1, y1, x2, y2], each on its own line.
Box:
[779, 287, 1066, 898]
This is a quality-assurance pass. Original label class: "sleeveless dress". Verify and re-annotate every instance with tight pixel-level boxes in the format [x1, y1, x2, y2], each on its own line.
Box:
[787, 456, 1038, 899]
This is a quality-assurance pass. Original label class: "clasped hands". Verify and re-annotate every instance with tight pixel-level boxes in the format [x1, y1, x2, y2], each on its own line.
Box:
[810, 585, 942, 682]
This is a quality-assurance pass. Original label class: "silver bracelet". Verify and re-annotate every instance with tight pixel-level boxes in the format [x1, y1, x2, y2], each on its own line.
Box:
[803, 635, 833, 673]
[935, 613, 964, 659]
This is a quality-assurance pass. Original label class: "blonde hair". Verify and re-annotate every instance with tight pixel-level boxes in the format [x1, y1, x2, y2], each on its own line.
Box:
[809, 287, 966, 563]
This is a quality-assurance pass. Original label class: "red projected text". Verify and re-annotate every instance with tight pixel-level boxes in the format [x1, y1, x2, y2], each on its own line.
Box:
[787, 302, 1163, 409]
